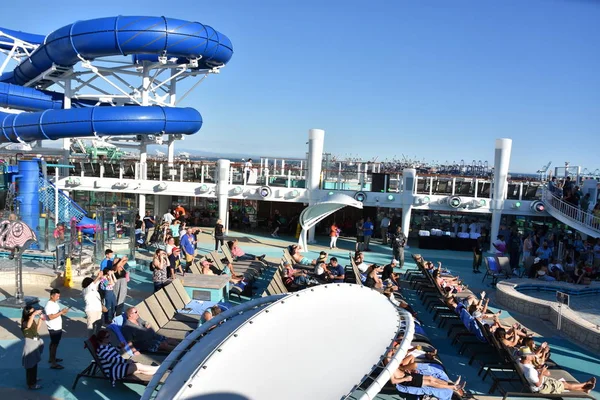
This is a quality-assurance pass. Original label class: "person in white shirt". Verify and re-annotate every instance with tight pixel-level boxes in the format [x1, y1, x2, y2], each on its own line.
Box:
[548, 258, 565, 280]
[44, 289, 70, 369]
[162, 210, 175, 225]
[468, 220, 478, 235]
[518, 346, 595, 394]
[82, 273, 104, 336]
[460, 220, 469, 233]
[244, 158, 253, 183]
[380, 215, 391, 245]
[355, 252, 369, 274]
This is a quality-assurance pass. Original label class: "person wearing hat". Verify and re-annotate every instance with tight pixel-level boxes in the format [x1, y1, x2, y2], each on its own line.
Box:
[168, 246, 184, 276]
[528, 257, 543, 278]
[382, 259, 401, 288]
[518, 346, 595, 394]
[536, 269, 556, 282]
[282, 261, 310, 287]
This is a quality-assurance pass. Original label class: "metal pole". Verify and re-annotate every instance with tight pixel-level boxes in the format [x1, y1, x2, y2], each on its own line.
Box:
[55, 168, 59, 225]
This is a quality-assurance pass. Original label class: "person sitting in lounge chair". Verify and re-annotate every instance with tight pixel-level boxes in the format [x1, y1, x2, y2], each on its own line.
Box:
[523, 338, 551, 366]
[121, 307, 179, 354]
[391, 364, 466, 400]
[288, 244, 318, 267]
[90, 329, 159, 383]
[200, 260, 243, 284]
[519, 346, 595, 394]
[227, 240, 265, 262]
[282, 261, 311, 288]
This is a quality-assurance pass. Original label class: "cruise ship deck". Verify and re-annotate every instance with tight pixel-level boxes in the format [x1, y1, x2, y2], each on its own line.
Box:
[1, 230, 598, 399]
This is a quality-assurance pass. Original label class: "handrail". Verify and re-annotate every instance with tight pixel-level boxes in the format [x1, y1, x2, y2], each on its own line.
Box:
[542, 186, 600, 234]
[502, 392, 595, 400]
[354, 310, 415, 400]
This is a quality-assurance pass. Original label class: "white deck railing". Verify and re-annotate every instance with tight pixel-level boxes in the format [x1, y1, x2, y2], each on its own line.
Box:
[542, 186, 600, 235]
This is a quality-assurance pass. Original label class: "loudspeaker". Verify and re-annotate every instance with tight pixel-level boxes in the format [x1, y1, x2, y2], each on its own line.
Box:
[371, 173, 389, 193]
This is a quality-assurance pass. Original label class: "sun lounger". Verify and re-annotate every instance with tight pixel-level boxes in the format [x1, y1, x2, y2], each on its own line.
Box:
[72, 339, 161, 390]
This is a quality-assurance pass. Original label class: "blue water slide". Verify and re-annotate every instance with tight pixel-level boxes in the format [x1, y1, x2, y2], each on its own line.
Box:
[0, 16, 233, 143]
[1, 16, 233, 86]
[0, 28, 45, 50]
[0, 106, 202, 142]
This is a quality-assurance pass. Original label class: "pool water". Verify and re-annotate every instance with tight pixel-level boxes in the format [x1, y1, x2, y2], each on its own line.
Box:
[518, 288, 600, 327]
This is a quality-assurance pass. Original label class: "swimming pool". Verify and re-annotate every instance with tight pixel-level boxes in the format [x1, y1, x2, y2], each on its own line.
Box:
[496, 279, 600, 352]
[517, 285, 600, 327]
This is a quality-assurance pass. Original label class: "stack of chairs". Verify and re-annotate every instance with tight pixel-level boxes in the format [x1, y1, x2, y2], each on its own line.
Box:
[408, 254, 594, 399]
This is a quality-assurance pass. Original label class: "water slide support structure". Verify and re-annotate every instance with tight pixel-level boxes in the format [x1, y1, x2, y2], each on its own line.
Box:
[1, 18, 232, 222]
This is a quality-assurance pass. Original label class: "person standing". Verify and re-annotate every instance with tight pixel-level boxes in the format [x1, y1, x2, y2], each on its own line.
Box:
[244, 158, 253, 183]
[391, 226, 407, 268]
[329, 222, 340, 249]
[82, 272, 104, 336]
[151, 249, 171, 292]
[162, 209, 175, 225]
[44, 289, 69, 370]
[363, 217, 374, 251]
[113, 257, 129, 316]
[355, 218, 365, 252]
[100, 249, 114, 270]
[380, 214, 391, 245]
[21, 305, 44, 390]
[100, 269, 117, 323]
[271, 210, 281, 238]
[174, 204, 186, 223]
[472, 236, 483, 274]
[180, 227, 196, 269]
[143, 210, 155, 244]
[214, 219, 225, 251]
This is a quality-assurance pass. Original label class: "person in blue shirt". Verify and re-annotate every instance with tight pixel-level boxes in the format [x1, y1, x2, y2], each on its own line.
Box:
[100, 249, 114, 270]
[180, 228, 196, 271]
[363, 217, 374, 251]
[329, 257, 345, 283]
[535, 241, 553, 263]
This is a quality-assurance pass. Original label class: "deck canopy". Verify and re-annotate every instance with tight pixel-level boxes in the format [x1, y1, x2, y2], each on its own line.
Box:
[298, 193, 363, 251]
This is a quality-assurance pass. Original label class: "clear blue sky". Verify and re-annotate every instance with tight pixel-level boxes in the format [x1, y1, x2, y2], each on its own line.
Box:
[1, 0, 598, 173]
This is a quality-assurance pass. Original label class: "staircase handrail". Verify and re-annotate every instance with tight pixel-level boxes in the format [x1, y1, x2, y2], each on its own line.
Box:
[40, 177, 87, 216]
[541, 185, 600, 234]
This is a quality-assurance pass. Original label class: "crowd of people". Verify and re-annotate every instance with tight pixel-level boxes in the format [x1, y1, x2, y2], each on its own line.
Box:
[18, 200, 600, 395]
[481, 220, 600, 283]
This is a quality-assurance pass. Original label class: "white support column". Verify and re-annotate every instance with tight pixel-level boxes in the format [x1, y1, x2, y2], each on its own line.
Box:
[139, 194, 146, 217]
[400, 169, 416, 239]
[490, 138, 512, 249]
[216, 159, 231, 234]
[168, 137, 175, 167]
[281, 159, 285, 175]
[62, 78, 72, 156]
[307, 129, 325, 243]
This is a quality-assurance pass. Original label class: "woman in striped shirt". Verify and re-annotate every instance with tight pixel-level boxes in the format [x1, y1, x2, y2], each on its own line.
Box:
[90, 330, 159, 384]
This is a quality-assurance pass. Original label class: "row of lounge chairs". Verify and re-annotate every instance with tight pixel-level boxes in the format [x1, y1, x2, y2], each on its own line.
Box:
[408, 254, 594, 399]
[73, 279, 197, 389]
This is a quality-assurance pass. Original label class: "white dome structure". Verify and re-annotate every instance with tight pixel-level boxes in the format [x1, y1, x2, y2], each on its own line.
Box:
[142, 284, 414, 400]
